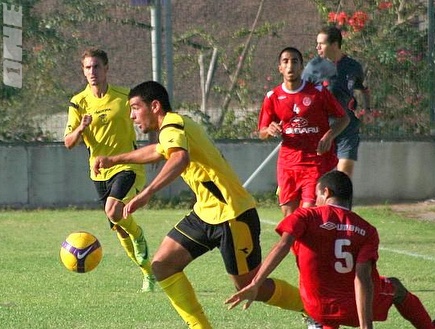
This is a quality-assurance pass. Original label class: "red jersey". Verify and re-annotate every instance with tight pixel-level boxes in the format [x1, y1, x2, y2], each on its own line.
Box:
[258, 81, 346, 171]
[276, 205, 380, 324]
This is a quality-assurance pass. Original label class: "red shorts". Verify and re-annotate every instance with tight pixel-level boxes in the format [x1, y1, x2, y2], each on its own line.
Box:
[312, 276, 395, 328]
[277, 167, 321, 205]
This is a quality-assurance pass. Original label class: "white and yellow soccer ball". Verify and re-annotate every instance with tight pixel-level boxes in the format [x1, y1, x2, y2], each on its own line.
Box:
[60, 231, 102, 273]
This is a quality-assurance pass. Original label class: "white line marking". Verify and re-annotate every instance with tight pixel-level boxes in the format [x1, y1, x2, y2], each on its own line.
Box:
[260, 219, 278, 226]
[379, 246, 435, 262]
[260, 219, 435, 262]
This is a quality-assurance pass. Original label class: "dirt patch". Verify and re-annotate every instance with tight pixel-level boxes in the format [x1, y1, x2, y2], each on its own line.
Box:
[388, 199, 435, 222]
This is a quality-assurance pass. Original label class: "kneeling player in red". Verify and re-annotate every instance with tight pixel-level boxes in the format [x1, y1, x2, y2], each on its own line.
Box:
[226, 171, 434, 329]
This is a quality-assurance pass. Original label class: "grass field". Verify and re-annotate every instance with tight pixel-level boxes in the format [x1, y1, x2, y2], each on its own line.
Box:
[0, 205, 433, 329]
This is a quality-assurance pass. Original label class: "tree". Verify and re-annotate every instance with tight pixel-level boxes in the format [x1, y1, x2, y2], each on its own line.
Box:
[311, 0, 429, 138]
[0, 0, 150, 142]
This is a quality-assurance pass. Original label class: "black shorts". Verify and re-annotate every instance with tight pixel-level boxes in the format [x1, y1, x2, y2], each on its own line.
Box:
[168, 208, 262, 275]
[94, 170, 136, 228]
[335, 109, 361, 161]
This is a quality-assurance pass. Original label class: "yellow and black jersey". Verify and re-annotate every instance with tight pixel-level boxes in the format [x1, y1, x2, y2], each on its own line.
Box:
[156, 112, 255, 224]
[65, 84, 144, 181]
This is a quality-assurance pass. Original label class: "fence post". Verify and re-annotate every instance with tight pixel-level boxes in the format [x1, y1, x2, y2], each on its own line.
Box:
[243, 142, 281, 188]
[428, 0, 435, 135]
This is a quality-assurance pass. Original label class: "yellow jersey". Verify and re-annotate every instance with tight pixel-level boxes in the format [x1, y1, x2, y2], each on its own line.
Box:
[156, 112, 255, 224]
[65, 84, 145, 181]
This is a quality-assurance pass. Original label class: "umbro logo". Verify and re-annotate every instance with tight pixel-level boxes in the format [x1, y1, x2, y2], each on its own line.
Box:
[320, 222, 336, 230]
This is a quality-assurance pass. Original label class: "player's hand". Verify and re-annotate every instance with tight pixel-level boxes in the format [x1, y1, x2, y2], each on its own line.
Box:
[224, 284, 259, 310]
[80, 114, 92, 129]
[92, 156, 112, 175]
[267, 121, 282, 137]
[316, 131, 333, 155]
[123, 190, 151, 218]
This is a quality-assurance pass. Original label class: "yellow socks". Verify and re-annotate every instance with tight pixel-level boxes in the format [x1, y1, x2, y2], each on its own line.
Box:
[139, 260, 153, 276]
[265, 278, 304, 311]
[159, 272, 212, 329]
[116, 232, 137, 263]
[115, 214, 141, 239]
[116, 232, 153, 275]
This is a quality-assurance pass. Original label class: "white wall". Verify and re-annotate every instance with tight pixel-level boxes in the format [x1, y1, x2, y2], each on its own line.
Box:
[1, 141, 434, 208]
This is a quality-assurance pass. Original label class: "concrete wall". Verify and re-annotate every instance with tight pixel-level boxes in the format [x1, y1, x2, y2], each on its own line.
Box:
[1, 141, 434, 208]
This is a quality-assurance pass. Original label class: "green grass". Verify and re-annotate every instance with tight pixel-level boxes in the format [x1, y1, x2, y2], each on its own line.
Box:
[0, 205, 433, 329]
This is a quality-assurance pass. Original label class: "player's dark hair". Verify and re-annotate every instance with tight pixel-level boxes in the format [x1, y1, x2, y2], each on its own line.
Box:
[319, 25, 343, 48]
[319, 171, 353, 208]
[81, 48, 109, 66]
[278, 47, 303, 65]
[129, 81, 172, 112]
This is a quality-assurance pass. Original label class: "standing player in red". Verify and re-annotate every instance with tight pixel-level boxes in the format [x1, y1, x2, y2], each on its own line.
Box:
[226, 170, 435, 329]
[258, 47, 349, 216]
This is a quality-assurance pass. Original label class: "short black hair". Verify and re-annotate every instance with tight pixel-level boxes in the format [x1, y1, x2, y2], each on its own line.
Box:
[129, 81, 172, 112]
[278, 47, 304, 65]
[318, 170, 353, 207]
[319, 25, 343, 48]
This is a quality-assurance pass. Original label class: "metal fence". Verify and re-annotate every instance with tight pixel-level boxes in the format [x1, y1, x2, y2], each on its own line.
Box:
[1, 0, 433, 142]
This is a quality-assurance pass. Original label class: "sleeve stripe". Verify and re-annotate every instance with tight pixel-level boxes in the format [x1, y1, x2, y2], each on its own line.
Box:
[160, 123, 184, 131]
[69, 102, 79, 110]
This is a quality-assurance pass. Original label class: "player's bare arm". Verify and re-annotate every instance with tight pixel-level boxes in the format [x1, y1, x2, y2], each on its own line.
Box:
[258, 121, 282, 140]
[123, 148, 189, 218]
[354, 262, 374, 329]
[225, 232, 294, 310]
[64, 114, 92, 149]
[317, 114, 350, 154]
[92, 144, 163, 175]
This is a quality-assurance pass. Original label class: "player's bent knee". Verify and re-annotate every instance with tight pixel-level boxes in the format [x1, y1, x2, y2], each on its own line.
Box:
[389, 277, 408, 304]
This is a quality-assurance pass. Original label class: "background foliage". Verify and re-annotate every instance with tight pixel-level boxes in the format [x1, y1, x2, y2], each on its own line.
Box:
[0, 0, 432, 141]
[312, 0, 429, 138]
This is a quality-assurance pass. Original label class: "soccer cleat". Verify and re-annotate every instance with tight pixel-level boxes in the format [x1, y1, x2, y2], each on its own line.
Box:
[140, 274, 156, 293]
[132, 227, 149, 266]
[302, 314, 323, 329]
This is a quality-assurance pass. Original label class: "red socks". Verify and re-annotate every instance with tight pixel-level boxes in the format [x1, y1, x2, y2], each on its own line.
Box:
[395, 292, 434, 329]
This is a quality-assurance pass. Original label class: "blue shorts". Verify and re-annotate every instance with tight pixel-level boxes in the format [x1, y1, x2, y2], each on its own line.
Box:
[335, 109, 361, 161]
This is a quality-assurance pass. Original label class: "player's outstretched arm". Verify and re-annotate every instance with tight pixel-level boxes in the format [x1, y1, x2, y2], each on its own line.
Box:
[225, 232, 294, 310]
[93, 144, 162, 175]
[122, 148, 189, 218]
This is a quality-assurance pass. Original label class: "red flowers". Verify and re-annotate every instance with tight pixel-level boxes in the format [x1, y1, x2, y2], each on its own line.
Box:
[328, 11, 348, 26]
[378, 1, 393, 10]
[327, 10, 369, 32]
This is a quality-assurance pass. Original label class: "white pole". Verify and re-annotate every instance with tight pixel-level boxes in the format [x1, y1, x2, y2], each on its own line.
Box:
[150, 1, 162, 83]
[243, 142, 281, 188]
[163, 0, 173, 103]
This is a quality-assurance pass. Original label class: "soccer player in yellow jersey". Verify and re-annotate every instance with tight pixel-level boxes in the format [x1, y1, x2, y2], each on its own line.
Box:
[93, 81, 304, 328]
[64, 48, 155, 292]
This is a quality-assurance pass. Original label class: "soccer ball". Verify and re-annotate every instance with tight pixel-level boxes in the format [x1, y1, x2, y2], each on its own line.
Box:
[60, 231, 102, 273]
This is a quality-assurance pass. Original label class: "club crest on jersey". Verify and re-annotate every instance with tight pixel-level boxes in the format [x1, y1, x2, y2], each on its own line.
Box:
[99, 113, 109, 124]
[303, 97, 312, 106]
